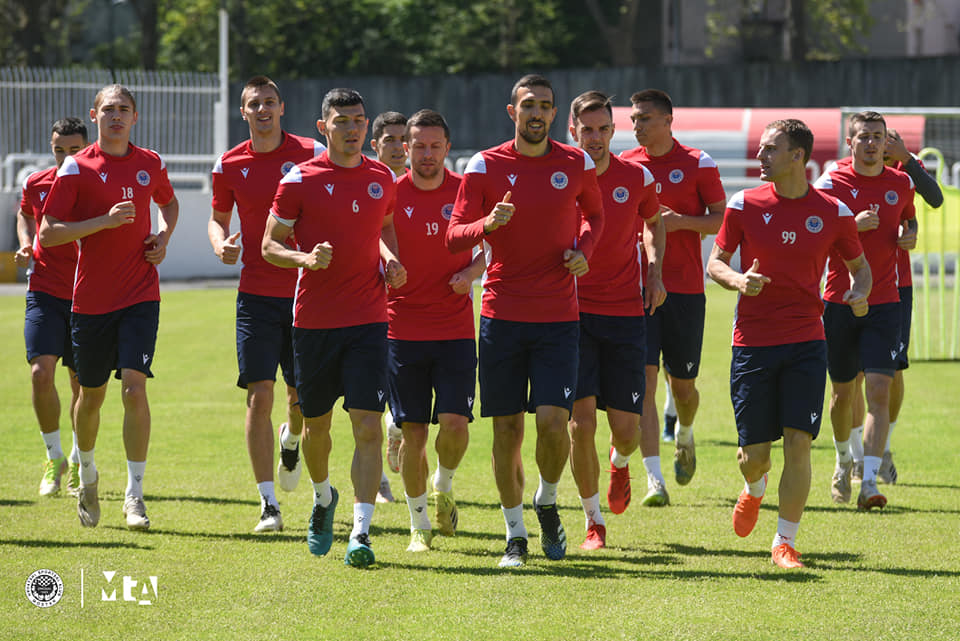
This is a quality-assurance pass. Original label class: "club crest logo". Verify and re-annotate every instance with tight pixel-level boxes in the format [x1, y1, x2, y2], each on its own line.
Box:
[885, 190, 899, 205]
[551, 171, 569, 190]
[669, 169, 684, 184]
[136, 170, 150, 186]
[25, 569, 63, 608]
[441, 203, 454, 220]
[281, 161, 296, 175]
[805, 215, 824, 233]
[612, 186, 629, 203]
[368, 182, 384, 199]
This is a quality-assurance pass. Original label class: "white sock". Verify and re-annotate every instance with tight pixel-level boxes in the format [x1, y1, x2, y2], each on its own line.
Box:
[745, 474, 767, 498]
[834, 438, 852, 463]
[610, 447, 630, 469]
[351, 502, 375, 539]
[433, 463, 455, 493]
[863, 455, 882, 484]
[125, 460, 146, 498]
[406, 492, 431, 530]
[502, 504, 527, 540]
[675, 422, 694, 446]
[69, 434, 80, 464]
[664, 385, 677, 417]
[78, 448, 96, 485]
[886, 421, 896, 452]
[642, 456, 666, 486]
[257, 481, 278, 509]
[41, 430, 64, 460]
[312, 478, 332, 507]
[580, 493, 605, 528]
[534, 476, 558, 506]
[772, 517, 800, 549]
[279, 423, 299, 449]
[849, 425, 864, 462]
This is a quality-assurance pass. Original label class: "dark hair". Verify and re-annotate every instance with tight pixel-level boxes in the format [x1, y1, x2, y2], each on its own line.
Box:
[847, 110, 886, 138]
[372, 111, 407, 140]
[511, 74, 553, 105]
[241, 75, 282, 106]
[404, 109, 450, 142]
[629, 89, 672, 115]
[321, 88, 364, 120]
[570, 90, 613, 124]
[766, 119, 814, 164]
[94, 84, 136, 112]
[51, 117, 88, 142]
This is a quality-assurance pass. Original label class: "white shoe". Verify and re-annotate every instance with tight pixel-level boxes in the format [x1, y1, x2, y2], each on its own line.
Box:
[276, 423, 302, 492]
[122, 495, 151, 530]
[254, 503, 283, 532]
[386, 421, 402, 474]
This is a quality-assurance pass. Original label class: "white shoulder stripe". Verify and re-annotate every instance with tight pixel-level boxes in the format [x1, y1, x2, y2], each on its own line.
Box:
[212, 154, 224, 174]
[906, 174, 915, 190]
[313, 141, 326, 156]
[57, 156, 79, 177]
[698, 151, 717, 169]
[641, 164, 654, 187]
[837, 200, 854, 218]
[727, 190, 745, 211]
[280, 165, 302, 184]
[464, 152, 486, 175]
[812, 172, 832, 189]
[582, 149, 596, 171]
[823, 160, 839, 173]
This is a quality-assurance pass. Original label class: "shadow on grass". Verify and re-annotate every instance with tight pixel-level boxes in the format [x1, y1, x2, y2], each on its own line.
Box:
[144, 494, 259, 506]
[0, 538, 153, 550]
[897, 482, 960, 491]
[369, 524, 504, 541]
[122, 527, 306, 543]
[0, 499, 34, 507]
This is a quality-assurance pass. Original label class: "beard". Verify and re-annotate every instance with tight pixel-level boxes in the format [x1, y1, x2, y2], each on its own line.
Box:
[518, 120, 548, 145]
[414, 163, 441, 180]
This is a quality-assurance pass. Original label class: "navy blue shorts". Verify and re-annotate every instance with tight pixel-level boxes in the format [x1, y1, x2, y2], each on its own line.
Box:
[387, 338, 477, 425]
[71, 301, 159, 388]
[293, 323, 388, 418]
[576, 312, 646, 414]
[824, 301, 900, 382]
[730, 340, 827, 446]
[24, 290, 75, 370]
[896, 286, 912, 371]
[478, 316, 579, 417]
[236, 292, 296, 389]
[644, 292, 705, 379]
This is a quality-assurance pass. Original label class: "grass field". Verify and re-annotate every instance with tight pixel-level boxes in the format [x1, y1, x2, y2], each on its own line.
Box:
[1, 282, 958, 641]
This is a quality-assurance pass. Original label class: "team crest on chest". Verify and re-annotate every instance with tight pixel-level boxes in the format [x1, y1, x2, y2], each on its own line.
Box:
[885, 190, 899, 205]
[669, 169, 684, 184]
[550, 171, 568, 190]
[612, 186, 629, 203]
[441, 203, 454, 220]
[136, 170, 150, 186]
[805, 215, 824, 233]
[280, 161, 296, 175]
[368, 182, 384, 199]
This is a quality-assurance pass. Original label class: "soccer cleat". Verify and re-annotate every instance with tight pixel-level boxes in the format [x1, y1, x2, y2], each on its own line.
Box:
[307, 487, 339, 556]
[662, 413, 677, 442]
[431, 488, 458, 537]
[607, 448, 631, 514]
[344, 533, 376, 568]
[122, 495, 151, 530]
[878, 451, 898, 484]
[77, 475, 100, 527]
[376, 476, 395, 503]
[831, 459, 853, 503]
[851, 460, 863, 483]
[534, 502, 567, 560]
[498, 537, 528, 568]
[39, 456, 68, 496]
[276, 423, 302, 492]
[254, 502, 283, 532]
[641, 480, 670, 507]
[386, 422, 402, 474]
[857, 479, 887, 511]
[771, 543, 804, 568]
[66, 462, 80, 497]
[579, 523, 606, 550]
[406, 528, 433, 553]
[674, 439, 697, 486]
[732, 474, 766, 538]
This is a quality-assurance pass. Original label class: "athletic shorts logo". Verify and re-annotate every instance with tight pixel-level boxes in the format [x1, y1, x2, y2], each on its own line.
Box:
[25, 569, 64, 608]
[281, 161, 296, 175]
[136, 170, 150, 186]
[368, 182, 384, 199]
[885, 190, 899, 205]
[612, 186, 629, 203]
[805, 216, 824, 233]
[669, 169, 684, 184]
[551, 172, 569, 190]
[441, 203, 454, 220]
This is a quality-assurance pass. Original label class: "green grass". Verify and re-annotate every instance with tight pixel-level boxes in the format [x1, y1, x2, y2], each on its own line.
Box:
[1, 283, 958, 641]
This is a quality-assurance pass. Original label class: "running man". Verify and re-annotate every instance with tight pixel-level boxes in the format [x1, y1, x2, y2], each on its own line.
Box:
[209, 75, 324, 532]
[567, 90, 666, 550]
[622, 89, 726, 491]
[387, 109, 484, 552]
[707, 118, 870, 568]
[39, 84, 179, 530]
[15, 117, 87, 497]
[262, 88, 406, 568]
[446, 74, 604, 567]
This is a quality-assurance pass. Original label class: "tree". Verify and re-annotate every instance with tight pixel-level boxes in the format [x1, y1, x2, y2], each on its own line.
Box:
[0, 0, 72, 66]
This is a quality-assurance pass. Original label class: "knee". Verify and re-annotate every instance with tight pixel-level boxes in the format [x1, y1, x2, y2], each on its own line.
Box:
[120, 375, 147, 408]
[353, 415, 383, 448]
[401, 424, 429, 450]
[569, 413, 597, 444]
[30, 361, 56, 390]
[671, 379, 697, 403]
[246, 381, 274, 412]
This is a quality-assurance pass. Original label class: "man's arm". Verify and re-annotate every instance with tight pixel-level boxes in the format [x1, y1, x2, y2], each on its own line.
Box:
[706, 245, 770, 296]
[208, 208, 241, 265]
[842, 253, 872, 317]
[642, 208, 667, 314]
[661, 199, 725, 234]
[15, 208, 36, 267]
[380, 213, 407, 288]
[262, 214, 330, 271]
[144, 196, 180, 265]
[39, 200, 136, 247]
[886, 132, 943, 208]
[449, 249, 486, 295]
